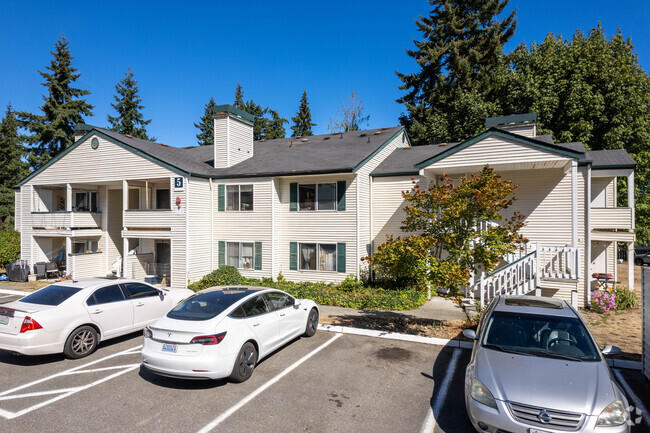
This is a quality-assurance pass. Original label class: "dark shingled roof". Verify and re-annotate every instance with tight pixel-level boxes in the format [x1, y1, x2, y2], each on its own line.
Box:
[81, 126, 405, 178]
[586, 149, 637, 169]
[371, 143, 459, 176]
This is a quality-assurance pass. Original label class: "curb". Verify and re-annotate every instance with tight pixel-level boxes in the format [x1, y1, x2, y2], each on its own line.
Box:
[317, 324, 474, 350]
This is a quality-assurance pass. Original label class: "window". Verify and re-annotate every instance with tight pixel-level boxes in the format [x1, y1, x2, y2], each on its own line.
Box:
[155, 189, 170, 209]
[74, 191, 97, 212]
[19, 285, 82, 306]
[226, 185, 253, 211]
[239, 295, 271, 317]
[227, 242, 254, 269]
[122, 282, 159, 299]
[299, 183, 336, 211]
[300, 243, 336, 271]
[72, 240, 99, 254]
[266, 292, 294, 310]
[87, 285, 126, 306]
[168, 291, 252, 321]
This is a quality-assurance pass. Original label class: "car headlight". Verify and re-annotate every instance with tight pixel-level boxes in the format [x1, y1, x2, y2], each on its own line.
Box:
[470, 378, 497, 409]
[596, 400, 627, 426]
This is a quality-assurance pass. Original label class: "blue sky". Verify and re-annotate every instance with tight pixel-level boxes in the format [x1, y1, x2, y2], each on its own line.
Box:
[1, 0, 648, 147]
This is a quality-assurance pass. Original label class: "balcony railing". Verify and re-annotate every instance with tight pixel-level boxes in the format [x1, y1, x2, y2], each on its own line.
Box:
[591, 207, 633, 230]
[31, 211, 101, 230]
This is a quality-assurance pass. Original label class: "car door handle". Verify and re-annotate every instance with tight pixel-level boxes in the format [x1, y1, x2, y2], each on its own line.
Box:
[253, 323, 260, 327]
[135, 302, 145, 307]
[279, 313, 286, 317]
[92, 309, 103, 314]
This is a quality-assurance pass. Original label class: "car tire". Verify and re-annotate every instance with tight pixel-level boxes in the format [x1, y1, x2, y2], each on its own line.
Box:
[230, 342, 257, 383]
[634, 258, 643, 266]
[63, 325, 98, 359]
[303, 308, 319, 337]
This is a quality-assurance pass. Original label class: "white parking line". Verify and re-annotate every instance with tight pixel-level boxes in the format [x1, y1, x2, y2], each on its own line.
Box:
[612, 369, 650, 427]
[0, 345, 142, 419]
[197, 333, 343, 433]
[419, 348, 461, 433]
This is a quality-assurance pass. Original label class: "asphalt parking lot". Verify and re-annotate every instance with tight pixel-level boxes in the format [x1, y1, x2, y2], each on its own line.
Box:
[0, 289, 648, 433]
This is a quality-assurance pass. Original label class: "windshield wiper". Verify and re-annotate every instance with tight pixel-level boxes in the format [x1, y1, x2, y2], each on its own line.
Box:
[529, 350, 583, 362]
[483, 344, 527, 356]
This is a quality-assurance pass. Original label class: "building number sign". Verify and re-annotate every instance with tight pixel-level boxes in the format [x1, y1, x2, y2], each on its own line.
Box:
[173, 177, 184, 191]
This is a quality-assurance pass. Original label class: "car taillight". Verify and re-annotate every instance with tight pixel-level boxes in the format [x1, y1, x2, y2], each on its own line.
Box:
[20, 316, 43, 333]
[143, 326, 153, 339]
[190, 332, 226, 345]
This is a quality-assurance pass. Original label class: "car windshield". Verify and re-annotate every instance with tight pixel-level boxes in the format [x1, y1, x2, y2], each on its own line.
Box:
[19, 285, 82, 306]
[167, 290, 252, 321]
[482, 311, 600, 362]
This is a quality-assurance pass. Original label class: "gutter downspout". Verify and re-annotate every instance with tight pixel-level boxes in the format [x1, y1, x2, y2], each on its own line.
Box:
[186, 176, 190, 289]
[209, 178, 214, 271]
[356, 174, 360, 278]
[586, 165, 592, 307]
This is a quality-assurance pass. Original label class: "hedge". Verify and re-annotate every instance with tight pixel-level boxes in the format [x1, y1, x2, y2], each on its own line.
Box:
[188, 267, 428, 311]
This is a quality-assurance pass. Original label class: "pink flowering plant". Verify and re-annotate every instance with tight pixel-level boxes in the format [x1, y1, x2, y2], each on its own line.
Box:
[590, 289, 616, 313]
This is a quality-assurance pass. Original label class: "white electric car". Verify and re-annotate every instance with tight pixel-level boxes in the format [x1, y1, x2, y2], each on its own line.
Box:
[0, 278, 192, 358]
[141, 286, 319, 382]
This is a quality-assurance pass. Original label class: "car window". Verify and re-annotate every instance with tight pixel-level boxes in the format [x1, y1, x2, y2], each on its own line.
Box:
[167, 290, 251, 321]
[122, 282, 159, 299]
[240, 295, 271, 317]
[482, 311, 600, 361]
[266, 292, 294, 310]
[230, 306, 246, 318]
[19, 285, 82, 306]
[87, 285, 126, 306]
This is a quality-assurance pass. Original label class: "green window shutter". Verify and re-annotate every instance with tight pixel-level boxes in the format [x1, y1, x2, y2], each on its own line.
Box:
[217, 184, 225, 211]
[289, 183, 298, 211]
[289, 242, 298, 270]
[254, 242, 262, 270]
[337, 180, 346, 211]
[337, 243, 346, 273]
[218, 241, 225, 267]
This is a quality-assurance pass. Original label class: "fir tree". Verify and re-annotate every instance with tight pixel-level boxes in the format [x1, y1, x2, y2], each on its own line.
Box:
[19, 35, 94, 169]
[265, 109, 287, 140]
[396, 0, 516, 145]
[107, 68, 154, 140]
[194, 97, 217, 146]
[0, 105, 29, 226]
[290, 91, 315, 137]
[233, 84, 286, 140]
[234, 83, 245, 110]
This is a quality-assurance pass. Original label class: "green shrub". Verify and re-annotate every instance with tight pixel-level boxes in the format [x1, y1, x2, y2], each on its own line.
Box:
[614, 287, 638, 310]
[338, 274, 364, 292]
[187, 266, 244, 292]
[0, 229, 21, 267]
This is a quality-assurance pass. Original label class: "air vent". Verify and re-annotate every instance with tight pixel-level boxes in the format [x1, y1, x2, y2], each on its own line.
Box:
[374, 131, 381, 135]
[360, 133, 367, 137]
[301, 138, 308, 142]
[323, 136, 330, 140]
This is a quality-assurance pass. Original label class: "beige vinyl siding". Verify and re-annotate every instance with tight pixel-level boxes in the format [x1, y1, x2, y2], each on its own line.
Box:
[106, 189, 123, 273]
[228, 119, 253, 166]
[14, 190, 21, 231]
[606, 177, 616, 207]
[125, 253, 153, 281]
[213, 117, 228, 169]
[428, 136, 569, 169]
[25, 134, 181, 185]
[21, 186, 33, 266]
[278, 174, 356, 283]
[371, 175, 425, 246]
[72, 253, 104, 279]
[606, 242, 616, 277]
[187, 178, 213, 282]
[355, 131, 409, 272]
[213, 178, 273, 279]
[503, 126, 536, 137]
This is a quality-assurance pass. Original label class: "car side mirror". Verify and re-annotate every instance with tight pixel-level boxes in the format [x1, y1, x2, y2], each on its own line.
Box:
[463, 329, 477, 340]
[294, 299, 301, 308]
[601, 345, 621, 356]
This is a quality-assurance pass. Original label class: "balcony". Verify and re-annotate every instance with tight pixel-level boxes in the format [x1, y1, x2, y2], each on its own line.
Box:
[591, 207, 633, 230]
[31, 211, 101, 231]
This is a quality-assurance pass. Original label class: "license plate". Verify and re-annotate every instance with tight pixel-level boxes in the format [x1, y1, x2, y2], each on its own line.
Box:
[529, 429, 552, 433]
[162, 343, 177, 353]
[0, 316, 8, 325]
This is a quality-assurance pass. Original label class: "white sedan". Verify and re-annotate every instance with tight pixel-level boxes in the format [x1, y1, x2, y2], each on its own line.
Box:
[141, 286, 319, 382]
[0, 278, 192, 359]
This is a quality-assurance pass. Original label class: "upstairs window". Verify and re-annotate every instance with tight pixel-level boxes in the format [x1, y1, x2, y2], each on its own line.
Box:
[299, 183, 336, 211]
[155, 188, 170, 209]
[226, 185, 254, 211]
[74, 191, 97, 212]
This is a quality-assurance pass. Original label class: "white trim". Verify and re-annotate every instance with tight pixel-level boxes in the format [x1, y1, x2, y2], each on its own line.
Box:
[591, 168, 634, 178]
[297, 242, 338, 272]
[628, 172, 635, 230]
[224, 241, 255, 270]
[271, 179, 276, 277]
[586, 166, 592, 304]
[296, 181, 338, 212]
[356, 176, 360, 277]
[571, 160, 578, 248]
[209, 178, 214, 271]
[226, 116, 230, 167]
[185, 177, 190, 288]
[369, 176, 373, 255]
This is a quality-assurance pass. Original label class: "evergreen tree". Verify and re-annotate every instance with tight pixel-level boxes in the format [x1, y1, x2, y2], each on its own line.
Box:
[19, 35, 94, 169]
[194, 97, 217, 146]
[0, 105, 29, 226]
[265, 109, 287, 140]
[290, 91, 315, 137]
[234, 83, 245, 110]
[107, 68, 154, 140]
[396, 0, 516, 145]
[328, 90, 369, 132]
[502, 25, 650, 243]
[233, 84, 286, 140]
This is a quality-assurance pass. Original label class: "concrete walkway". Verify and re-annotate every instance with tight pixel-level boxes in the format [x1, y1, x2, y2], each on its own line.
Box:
[318, 295, 468, 321]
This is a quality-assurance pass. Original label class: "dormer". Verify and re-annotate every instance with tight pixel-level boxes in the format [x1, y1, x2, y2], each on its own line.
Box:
[213, 104, 255, 169]
[485, 113, 537, 138]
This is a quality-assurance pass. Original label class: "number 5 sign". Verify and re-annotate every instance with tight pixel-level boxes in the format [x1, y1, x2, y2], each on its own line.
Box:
[173, 177, 184, 191]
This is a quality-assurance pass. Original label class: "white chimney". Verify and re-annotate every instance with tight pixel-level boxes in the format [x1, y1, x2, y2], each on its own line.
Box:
[213, 104, 255, 168]
[485, 113, 537, 138]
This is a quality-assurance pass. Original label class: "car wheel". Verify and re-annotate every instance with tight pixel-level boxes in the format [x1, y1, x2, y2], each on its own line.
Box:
[64, 326, 98, 359]
[303, 308, 319, 337]
[634, 258, 643, 266]
[230, 342, 257, 383]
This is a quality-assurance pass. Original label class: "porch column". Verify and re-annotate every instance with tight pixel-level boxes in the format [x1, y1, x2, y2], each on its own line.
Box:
[123, 237, 129, 278]
[66, 183, 72, 212]
[628, 242, 635, 291]
[122, 180, 128, 211]
[571, 161, 578, 248]
[628, 172, 635, 230]
[65, 237, 72, 277]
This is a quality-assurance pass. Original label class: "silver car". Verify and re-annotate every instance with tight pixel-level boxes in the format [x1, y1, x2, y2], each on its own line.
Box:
[463, 296, 630, 433]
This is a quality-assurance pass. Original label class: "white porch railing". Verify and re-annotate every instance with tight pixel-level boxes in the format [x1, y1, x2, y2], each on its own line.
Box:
[472, 243, 580, 307]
